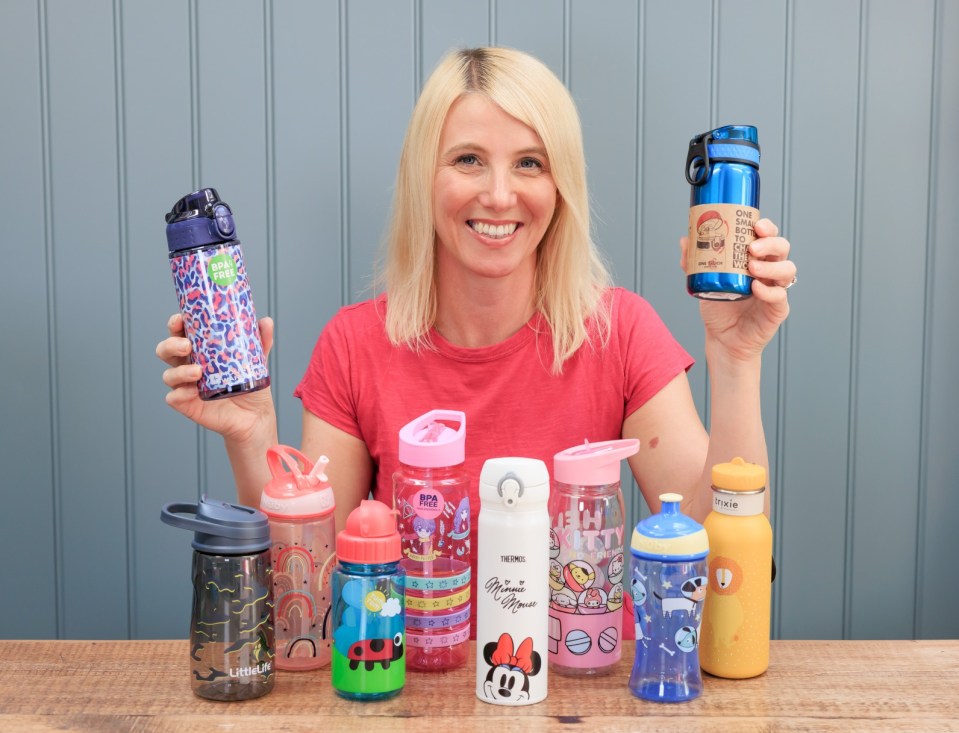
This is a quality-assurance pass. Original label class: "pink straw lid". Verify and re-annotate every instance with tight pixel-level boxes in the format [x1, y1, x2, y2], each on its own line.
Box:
[397, 410, 466, 468]
[553, 438, 640, 486]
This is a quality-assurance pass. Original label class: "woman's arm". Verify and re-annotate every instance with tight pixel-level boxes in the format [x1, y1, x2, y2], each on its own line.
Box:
[623, 219, 793, 521]
[300, 409, 375, 534]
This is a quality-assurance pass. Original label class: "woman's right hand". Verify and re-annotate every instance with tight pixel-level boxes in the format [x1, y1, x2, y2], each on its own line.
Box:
[156, 313, 277, 443]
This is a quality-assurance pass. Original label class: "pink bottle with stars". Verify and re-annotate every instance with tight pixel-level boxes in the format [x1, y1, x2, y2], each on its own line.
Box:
[392, 410, 471, 672]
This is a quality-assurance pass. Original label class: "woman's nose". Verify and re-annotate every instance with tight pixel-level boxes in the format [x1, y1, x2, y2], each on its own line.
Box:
[478, 168, 517, 210]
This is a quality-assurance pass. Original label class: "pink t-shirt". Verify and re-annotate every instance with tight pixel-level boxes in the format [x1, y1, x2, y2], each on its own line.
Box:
[294, 286, 693, 639]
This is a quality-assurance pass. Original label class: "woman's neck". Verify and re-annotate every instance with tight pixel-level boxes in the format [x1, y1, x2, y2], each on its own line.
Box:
[433, 269, 537, 348]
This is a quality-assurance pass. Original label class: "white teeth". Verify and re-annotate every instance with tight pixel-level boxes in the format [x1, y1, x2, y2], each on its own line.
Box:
[470, 221, 518, 238]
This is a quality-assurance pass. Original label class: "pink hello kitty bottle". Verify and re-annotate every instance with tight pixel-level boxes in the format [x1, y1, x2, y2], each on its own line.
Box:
[259, 445, 337, 670]
[392, 410, 471, 672]
[548, 438, 639, 676]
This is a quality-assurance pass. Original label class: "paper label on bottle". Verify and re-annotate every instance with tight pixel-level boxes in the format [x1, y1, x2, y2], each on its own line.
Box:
[687, 203, 759, 276]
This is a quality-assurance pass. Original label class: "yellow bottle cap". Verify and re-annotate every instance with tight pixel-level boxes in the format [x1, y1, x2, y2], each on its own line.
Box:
[711, 457, 766, 492]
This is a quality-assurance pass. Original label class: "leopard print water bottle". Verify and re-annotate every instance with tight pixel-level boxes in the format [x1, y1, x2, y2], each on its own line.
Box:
[165, 188, 270, 400]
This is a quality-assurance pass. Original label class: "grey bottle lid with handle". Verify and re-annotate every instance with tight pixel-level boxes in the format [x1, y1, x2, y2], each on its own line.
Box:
[161, 496, 271, 554]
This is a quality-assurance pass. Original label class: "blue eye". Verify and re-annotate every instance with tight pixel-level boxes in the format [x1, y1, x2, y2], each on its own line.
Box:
[518, 157, 544, 170]
[456, 154, 479, 165]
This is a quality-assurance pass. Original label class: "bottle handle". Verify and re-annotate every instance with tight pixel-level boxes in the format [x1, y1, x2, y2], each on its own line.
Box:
[266, 444, 330, 489]
[266, 444, 313, 479]
[160, 501, 264, 539]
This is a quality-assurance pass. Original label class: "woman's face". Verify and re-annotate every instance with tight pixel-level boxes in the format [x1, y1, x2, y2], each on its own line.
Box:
[433, 94, 557, 284]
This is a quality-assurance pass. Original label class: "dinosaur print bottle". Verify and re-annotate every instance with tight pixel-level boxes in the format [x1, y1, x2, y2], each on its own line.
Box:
[161, 498, 275, 701]
[700, 457, 773, 679]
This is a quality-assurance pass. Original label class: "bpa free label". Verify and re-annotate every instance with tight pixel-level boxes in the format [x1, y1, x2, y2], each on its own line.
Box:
[412, 489, 445, 519]
[207, 252, 238, 287]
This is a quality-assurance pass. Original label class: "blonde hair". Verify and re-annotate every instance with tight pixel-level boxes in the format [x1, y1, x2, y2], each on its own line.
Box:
[380, 47, 611, 373]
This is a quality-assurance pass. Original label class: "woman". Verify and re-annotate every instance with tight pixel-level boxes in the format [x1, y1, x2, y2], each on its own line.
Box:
[158, 47, 794, 627]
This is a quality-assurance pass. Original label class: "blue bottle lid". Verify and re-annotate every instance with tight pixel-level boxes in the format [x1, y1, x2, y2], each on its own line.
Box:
[161, 496, 271, 554]
[686, 125, 760, 185]
[165, 187, 238, 252]
[630, 493, 709, 561]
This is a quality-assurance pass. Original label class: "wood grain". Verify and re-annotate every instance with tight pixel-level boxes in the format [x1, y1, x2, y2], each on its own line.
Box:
[0, 640, 956, 732]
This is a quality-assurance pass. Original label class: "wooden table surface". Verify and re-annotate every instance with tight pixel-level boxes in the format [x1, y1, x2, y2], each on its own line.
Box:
[0, 639, 956, 732]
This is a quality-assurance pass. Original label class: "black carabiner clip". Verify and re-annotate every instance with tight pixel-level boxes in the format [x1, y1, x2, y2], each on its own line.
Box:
[685, 131, 713, 187]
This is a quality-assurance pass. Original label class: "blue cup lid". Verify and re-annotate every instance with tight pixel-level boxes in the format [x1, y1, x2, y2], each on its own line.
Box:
[630, 493, 709, 561]
[161, 496, 270, 554]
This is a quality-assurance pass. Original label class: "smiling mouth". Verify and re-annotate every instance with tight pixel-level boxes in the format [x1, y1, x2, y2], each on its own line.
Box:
[468, 220, 519, 239]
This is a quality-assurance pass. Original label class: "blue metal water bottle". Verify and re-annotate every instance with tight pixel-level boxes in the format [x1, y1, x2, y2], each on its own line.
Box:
[685, 125, 761, 300]
[628, 493, 709, 703]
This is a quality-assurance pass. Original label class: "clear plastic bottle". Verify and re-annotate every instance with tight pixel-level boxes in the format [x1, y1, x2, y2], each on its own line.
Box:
[259, 445, 336, 670]
[476, 458, 550, 706]
[393, 410, 470, 672]
[548, 439, 638, 676]
[161, 497, 275, 701]
[331, 500, 406, 700]
[700, 457, 773, 678]
[628, 493, 709, 703]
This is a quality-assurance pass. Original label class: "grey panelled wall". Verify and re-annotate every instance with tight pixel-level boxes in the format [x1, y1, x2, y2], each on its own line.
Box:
[0, 0, 956, 641]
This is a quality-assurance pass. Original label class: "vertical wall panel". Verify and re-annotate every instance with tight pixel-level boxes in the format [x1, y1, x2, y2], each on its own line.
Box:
[716, 0, 786, 504]
[918, 0, 959, 640]
[45, 0, 128, 638]
[778, 0, 860, 640]
[639, 0, 713, 421]
[122, 0, 198, 639]
[421, 0, 489, 77]
[569, 0, 641, 527]
[850, 0, 935, 639]
[0, 0, 58, 639]
[271, 0, 344, 446]
[495, 0, 565, 78]
[344, 0, 414, 301]
[193, 0, 270, 499]
[570, 0, 639, 288]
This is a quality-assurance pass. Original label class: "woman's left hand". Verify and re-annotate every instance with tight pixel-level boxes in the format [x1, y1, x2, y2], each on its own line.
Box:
[680, 218, 796, 363]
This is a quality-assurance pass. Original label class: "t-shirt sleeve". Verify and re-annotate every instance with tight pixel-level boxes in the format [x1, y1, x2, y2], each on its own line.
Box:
[614, 288, 695, 418]
[293, 309, 364, 441]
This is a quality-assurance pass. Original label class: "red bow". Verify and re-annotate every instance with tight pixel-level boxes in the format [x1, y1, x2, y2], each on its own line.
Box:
[490, 633, 535, 673]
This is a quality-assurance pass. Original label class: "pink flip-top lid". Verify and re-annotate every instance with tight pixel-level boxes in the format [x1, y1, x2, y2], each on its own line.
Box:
[336, 499, 401, 564]
[553, 438, 640, 486]
[398, 409, 466, 468]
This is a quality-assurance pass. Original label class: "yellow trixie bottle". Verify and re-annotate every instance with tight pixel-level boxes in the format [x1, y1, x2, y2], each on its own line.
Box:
[700, 457, 773, 679]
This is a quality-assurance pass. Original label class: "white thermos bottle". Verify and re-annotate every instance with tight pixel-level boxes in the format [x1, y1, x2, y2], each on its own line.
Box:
[475, 457, 550, 706]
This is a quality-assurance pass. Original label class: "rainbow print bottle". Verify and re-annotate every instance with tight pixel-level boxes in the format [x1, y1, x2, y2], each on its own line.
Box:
[700, 457, 773, 678]
[393, 410, 471, 672]
[259, 445, 337, 670]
